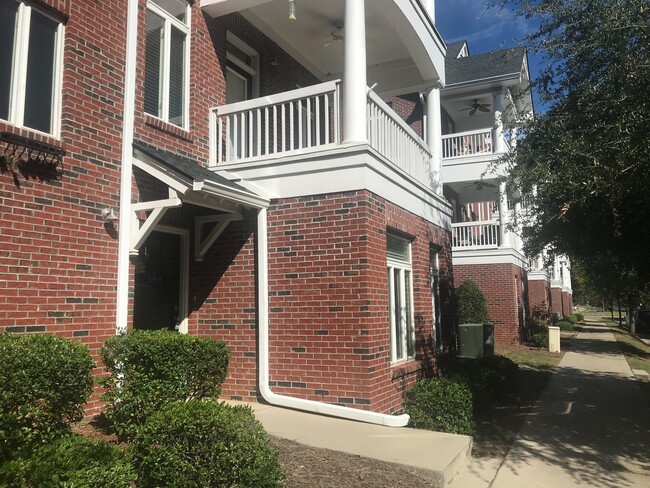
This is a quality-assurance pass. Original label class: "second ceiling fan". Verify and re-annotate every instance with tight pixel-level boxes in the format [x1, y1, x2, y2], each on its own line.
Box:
[461, 99, 491, 116]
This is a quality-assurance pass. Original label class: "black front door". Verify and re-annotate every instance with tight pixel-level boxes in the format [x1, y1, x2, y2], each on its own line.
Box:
[133, 231, 181, 331]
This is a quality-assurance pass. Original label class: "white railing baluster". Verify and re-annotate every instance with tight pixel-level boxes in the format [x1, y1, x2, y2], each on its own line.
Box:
[451, 220, 501, 249]
[315, 95, 321, 146]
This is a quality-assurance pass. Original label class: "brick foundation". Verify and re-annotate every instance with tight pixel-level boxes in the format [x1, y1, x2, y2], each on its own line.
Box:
[454, 263, 528, 345]
[528, 279, 551, 323]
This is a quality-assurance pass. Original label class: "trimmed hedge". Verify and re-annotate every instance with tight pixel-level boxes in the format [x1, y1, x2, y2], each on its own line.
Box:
[0, 434, 136, 488]
[100, 330, 231, 439]
[0, 334, 95, 460]
[575, 313, 585, 322]
[564, 314, 578, 325]
[133, 401, 284, 487]
[456, 279, 489, 324]
[557, 320, 575, 332]
[404, 378, 474, 435]
[531, 331, 549, 348]
[440, 355, 518, 410]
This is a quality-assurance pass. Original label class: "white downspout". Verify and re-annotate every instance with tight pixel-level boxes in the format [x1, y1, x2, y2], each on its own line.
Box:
[115, 0, 139, 333]
[257, 208, 409, 427]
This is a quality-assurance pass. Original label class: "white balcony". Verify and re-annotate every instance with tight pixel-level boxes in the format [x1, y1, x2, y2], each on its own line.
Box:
[452, 220, 500, 249]
[442, 129, 495, 159]
[210, 81, 433, 191]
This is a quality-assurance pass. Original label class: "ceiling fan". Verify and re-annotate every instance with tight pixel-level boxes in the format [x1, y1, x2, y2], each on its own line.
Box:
[464, 180, 497, 190]
[460, 99, 491, 116]
[322, 23, 345, 48]
[320, 22, 377, 49]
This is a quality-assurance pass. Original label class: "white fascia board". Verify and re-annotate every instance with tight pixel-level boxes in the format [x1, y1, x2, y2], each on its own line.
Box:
[528, 270, 550, 282]
[452, 247, 527, 268]
[133, 152, 192, 195]
[442, 155, 504, 184]
[201, 0, 274, 17]
[216, 144, 452, 229]
[193, 180, 270, 209]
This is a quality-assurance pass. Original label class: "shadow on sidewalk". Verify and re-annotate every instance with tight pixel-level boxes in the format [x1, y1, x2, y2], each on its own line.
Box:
[497, 329, 650, 487]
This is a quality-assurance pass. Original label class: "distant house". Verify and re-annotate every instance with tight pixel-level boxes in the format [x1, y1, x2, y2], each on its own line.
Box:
[439, 41, 571, 339]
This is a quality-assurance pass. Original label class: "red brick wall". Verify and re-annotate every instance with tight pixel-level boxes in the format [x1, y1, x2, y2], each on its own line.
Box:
[191, 190, 453, 414]
[454, 263, 527, 345]
[0, 0, 129, 412]
[550, 287, 563, 316]
[528, 279, 551, 323]
[562, 292, 573, 317]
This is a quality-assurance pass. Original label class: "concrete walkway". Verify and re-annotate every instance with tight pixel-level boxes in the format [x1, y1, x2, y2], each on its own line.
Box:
[231, 401, 472, 487]
[451, 324, 650, 487]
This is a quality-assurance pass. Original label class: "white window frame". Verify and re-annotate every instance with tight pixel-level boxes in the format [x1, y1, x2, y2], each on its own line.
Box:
[226, 32, 259, 99]
[430, 250, 443, 352]
[145, 0, 191, 128]
[4, 1, 64, 137]
[388, 234, 415, 363]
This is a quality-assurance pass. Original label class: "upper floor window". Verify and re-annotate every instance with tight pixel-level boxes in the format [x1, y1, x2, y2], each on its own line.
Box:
[0, 1, 64, 136]
[387, 232, 415, 362]
[144, 0, 190, 128]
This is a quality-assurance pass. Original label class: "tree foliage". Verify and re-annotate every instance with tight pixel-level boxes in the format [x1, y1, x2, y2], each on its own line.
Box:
[493, 0, 650, 287]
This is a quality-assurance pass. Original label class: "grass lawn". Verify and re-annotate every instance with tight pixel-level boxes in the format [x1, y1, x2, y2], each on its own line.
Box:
[608, 326, 650, 375]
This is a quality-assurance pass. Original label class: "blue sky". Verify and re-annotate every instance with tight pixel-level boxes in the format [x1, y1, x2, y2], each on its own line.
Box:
[436, 1, 544, 107]
[436, 1, 533, 53]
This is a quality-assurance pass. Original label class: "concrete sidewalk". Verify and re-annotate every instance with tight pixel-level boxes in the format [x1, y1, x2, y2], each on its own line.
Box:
[231, 401, 472, 487]
[451, 324, 650, 488]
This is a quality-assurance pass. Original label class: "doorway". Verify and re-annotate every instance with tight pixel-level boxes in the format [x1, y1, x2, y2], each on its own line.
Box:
[133, 228, 188, 332]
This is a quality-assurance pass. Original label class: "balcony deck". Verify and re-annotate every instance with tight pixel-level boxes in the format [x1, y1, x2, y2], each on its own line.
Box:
[209, 80, 434, 191]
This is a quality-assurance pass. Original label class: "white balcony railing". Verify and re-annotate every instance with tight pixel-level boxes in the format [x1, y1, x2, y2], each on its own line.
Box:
[366, 91, 432, 185]
[452, 220, 500, 249]
[211, 81, 342, 165]
[211, 81, 433, 189]
[442, 129, 494, 159]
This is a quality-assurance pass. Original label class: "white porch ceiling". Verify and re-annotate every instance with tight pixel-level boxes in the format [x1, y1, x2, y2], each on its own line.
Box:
[202, 0, 445, 96]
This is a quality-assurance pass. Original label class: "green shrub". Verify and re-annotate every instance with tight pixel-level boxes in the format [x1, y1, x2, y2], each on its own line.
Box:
[0, 434, 135, 488]
[100, 330, 230, 439]
[564, 314, 578, 325]
[404, 378, 474, 435]
[456, 279, 489, 324]
[557, 320, 575, 332]
[531, 331, 549, 348]
[444, 355, 518, 410]
[133, 400, 283, 487]
[0, 334, 95, 460]
[575, 313, 584, 322]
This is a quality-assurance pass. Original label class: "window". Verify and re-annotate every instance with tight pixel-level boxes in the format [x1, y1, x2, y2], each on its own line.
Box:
[387, 233, 415, 362]
[0, 1, 63, 136]
[430, 249, 443, 351]
[144, 0, 190, 128]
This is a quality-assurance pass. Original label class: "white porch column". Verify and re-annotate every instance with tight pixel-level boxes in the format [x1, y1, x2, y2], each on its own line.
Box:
[514, 199, 522, 252]
[343, 0, 367, 144]
[422, 0, 435, 23]
[426, 85, 442, 194]
[498, 181, 509, 247]
[493, 90, 506, 153]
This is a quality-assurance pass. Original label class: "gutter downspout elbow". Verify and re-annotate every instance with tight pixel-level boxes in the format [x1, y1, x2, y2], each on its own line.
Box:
[256, 208, 409, 428]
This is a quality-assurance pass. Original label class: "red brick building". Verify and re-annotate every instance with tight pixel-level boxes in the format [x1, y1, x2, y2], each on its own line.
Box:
[1, 0, 454, 422]
[437, 42, 534, 344]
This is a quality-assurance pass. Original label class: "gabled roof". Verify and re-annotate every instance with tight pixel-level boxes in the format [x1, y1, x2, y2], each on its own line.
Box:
[445, 46, 527, 86]
[445, 42, 468, 60]
[133, 140, 255, 195]
[132, 140, 269, 210]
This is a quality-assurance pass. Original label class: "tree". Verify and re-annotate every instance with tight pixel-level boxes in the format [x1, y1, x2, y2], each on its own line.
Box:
[493, 0, 650, 305]
[456, 279, 490, 324]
